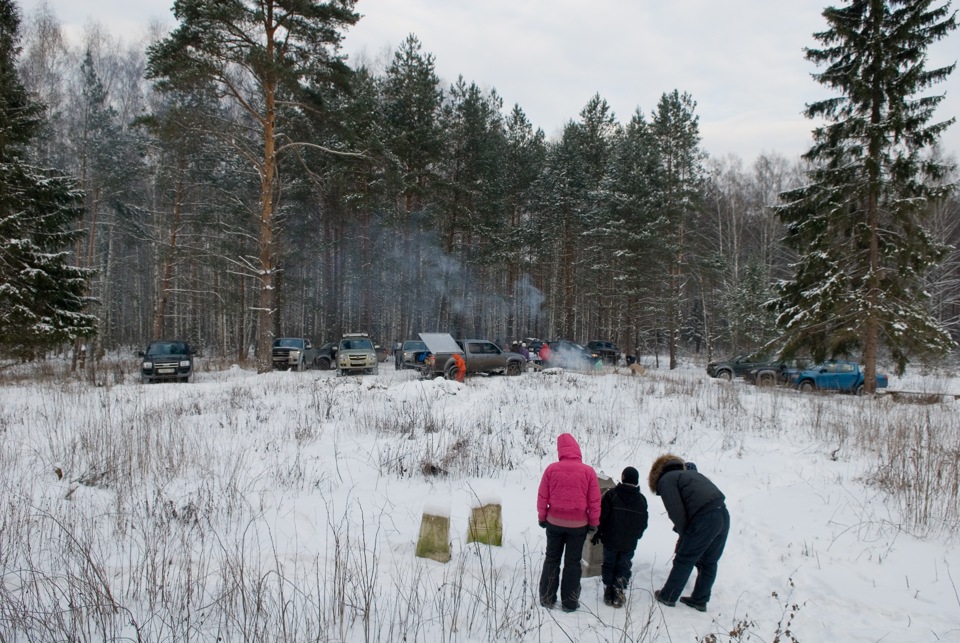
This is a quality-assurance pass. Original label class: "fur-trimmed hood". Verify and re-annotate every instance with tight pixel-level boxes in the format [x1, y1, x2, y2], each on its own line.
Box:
[648, 453, 685, 493]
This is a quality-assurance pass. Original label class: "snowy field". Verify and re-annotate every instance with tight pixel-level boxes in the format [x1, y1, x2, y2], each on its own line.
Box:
[0, 357, 958, 642]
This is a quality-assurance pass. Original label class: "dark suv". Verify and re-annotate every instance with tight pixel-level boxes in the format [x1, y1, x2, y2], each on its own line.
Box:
[140, 340, 195, 383]
[313, 341, 338, 370]
[706, 353, 776, 381]
[586, 340, 620, 365]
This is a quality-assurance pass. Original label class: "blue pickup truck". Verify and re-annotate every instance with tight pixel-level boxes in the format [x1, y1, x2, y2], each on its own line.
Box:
[788, 360, 888, 395]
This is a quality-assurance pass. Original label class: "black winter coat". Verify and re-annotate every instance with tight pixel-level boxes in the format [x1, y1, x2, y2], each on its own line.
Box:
[656, 465, 725, 535]
[596, 483, 648, 552]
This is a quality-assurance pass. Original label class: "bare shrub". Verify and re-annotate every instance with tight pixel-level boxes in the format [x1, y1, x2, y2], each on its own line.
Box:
[861, 406, 960, 535]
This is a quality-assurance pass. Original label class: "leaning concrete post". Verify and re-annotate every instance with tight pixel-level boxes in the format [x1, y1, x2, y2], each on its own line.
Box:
[467, 502, 502, 547]
[415, 510, 451, 563]
[582, 474, 616, 577]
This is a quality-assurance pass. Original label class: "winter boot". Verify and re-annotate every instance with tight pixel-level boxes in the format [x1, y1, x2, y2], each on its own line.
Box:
[612, 587, 625, 608]
[603, 585, 615, 606]
[679, 596, 707, 612]
[654, 589, 676, 607]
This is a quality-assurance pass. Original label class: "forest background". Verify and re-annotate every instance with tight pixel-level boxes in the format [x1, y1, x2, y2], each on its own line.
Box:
[8, 0, 960, 371]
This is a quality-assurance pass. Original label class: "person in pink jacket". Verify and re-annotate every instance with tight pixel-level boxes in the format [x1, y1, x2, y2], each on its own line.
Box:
[537, 432, 602, 612]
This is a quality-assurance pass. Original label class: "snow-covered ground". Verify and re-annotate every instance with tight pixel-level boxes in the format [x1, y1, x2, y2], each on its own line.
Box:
[0, 358, 957, 642]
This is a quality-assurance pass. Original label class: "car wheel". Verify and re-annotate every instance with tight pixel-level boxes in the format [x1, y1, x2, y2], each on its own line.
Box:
[717, 370, 733, 381]
[507, 361, 521, 376]
[317, 357, 331, 370]
[758, 372, 775, 387]
[799, 380, 816, 393]
[855, 384, 864, 396]
[445, 366, 460, 380]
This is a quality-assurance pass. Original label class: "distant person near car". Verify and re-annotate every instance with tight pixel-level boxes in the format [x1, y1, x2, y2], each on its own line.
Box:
[592, 466, 648, 607]
[518, 342, 530, 360]
[648, 454, 729, 612]
[537, 433, 601, 612]
[539, 341, 551, 367]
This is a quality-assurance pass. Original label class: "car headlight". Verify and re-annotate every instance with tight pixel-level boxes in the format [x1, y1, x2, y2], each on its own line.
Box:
[142, 361, 152, 369]
[290, 350, 300, 358]
[179, 360, 190, 368]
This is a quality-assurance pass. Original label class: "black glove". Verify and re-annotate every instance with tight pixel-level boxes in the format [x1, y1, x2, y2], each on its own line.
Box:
[539, 521, 547, 528]
[590, 532, 601, 546]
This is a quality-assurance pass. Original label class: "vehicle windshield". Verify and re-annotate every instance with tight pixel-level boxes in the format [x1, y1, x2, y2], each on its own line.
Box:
[403, 341, 427, 351]
[340, 339, 373, 350]
[273, 338, 303, 348]
[147, 342, 188, 356]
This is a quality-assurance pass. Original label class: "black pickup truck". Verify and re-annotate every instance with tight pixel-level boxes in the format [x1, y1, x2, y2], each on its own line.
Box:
[706, 353, 777, 381]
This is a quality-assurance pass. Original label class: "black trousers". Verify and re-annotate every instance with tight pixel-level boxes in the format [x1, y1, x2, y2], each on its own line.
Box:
[539, 524, 588, 609]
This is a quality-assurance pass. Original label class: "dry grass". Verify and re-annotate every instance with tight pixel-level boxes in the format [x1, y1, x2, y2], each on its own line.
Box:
[0, 361, 956, 641]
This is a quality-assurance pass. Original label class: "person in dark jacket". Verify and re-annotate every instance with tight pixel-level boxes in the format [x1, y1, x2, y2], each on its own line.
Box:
[591, 466, 648, 608]
[537, 433, 602, 612]
[648, 454, 729, 612]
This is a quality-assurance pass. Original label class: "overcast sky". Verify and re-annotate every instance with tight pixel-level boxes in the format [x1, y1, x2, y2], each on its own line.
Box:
[15, 0, 960, 164]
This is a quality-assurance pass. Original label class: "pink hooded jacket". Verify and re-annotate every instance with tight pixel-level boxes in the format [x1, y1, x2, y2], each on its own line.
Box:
[537, 433, 601, 528]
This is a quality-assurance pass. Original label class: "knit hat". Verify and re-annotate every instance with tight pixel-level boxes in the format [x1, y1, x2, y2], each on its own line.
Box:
[621, 466, 640, 486]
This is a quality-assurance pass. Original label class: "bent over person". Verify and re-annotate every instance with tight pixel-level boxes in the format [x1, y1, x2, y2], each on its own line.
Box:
[537, 433, 601, 612]
[649, 454, 729, 612]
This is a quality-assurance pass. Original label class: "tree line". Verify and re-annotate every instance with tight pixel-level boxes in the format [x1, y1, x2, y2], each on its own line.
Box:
[2, 0, 958, 375]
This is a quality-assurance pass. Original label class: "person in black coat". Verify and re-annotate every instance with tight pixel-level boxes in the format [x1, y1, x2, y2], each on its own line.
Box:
[591, 466, 648, 607]
[648, 454, 729, 612]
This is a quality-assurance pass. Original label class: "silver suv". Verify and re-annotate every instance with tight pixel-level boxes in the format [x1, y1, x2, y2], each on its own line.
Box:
[337, 333, 378, 375]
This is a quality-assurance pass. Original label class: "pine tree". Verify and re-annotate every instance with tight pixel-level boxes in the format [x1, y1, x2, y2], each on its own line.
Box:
[775, 0, 957, 386]
[650, 90, 706, 369]
[381, 35, 444, 335]
[146, 0, 359, 372]
[595, 109, 665, 354]
[0, 0, 95, 360]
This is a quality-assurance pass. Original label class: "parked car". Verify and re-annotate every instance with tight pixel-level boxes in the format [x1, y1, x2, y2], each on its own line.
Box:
[744, 357, 813, 386]
[139, 340, 196, 383]
[313, 341, 338, 370]
[547, 340, 594, 369]
[788, 360, 889, 395]
[337, 333, 379, 376]
[706, 353, 777, 380]
[396, 339, 428, 370]
[586, 340, 620, 365]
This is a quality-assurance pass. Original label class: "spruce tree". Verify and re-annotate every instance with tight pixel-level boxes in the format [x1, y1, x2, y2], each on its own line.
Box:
[775, 0, 957, 387]
[0, 0, 95, 361]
